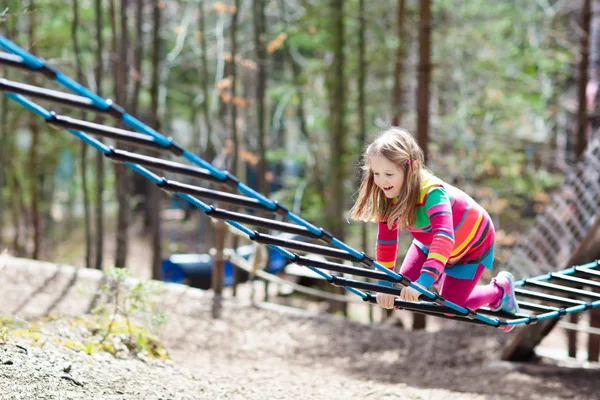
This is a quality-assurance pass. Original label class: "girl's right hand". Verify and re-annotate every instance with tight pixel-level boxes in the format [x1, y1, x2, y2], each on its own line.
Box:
[376, 293, 397, 309]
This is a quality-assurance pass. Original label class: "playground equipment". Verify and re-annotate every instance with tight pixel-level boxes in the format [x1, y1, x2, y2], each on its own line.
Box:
[160, 240, 290, 290]
[3, 36, 600, 339]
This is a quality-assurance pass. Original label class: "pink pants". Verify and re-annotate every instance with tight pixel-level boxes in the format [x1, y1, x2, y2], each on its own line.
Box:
[399, 245, 502, 310]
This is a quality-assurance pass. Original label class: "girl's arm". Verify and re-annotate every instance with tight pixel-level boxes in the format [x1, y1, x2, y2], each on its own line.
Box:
[376, 220, 399, 271]
[415, 188, 455, 289]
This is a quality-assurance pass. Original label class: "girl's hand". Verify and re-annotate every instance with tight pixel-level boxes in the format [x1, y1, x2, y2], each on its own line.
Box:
[399, 285, 423, 302]
[376, 293, 397, 309]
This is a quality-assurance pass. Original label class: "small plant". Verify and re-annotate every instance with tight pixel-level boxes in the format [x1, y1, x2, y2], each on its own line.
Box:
[91, 266, 170, 359]
[0, 325, 9, 344]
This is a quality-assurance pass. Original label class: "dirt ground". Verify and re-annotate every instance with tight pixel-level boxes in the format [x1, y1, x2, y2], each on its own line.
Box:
[0, 255, 599, 400]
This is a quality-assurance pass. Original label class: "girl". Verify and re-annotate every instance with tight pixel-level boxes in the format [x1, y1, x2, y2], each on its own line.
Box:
[349, 127, 519, 331]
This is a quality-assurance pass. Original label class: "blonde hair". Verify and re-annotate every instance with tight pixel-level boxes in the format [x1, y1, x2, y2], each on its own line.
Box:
[349, 127, 424, 230]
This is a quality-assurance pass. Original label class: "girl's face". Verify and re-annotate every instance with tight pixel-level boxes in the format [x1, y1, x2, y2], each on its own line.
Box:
[369, 154, 405, 199]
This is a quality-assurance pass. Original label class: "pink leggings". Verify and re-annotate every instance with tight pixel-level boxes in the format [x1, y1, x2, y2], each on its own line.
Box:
[399, 245, 502, 310]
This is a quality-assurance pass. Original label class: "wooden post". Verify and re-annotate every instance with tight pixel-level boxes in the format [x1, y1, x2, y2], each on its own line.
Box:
[589, 289, 600, 361]
[211, 220, 226, 319]
[567, 307, 579, 358]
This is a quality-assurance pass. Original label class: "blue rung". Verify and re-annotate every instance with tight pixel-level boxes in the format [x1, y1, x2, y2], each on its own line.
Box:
[67, 130, 111, 154]
[126, 163, 163, 184]
[121, 114, 171, 147]
[55, 73, 110, 110]
[0, 37, 44, 69]
[181, 149, 227, 180]
[5, 93, 53, 119]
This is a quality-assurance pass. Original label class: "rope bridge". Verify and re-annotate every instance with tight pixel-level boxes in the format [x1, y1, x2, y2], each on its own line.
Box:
[2, 36, 600, 332]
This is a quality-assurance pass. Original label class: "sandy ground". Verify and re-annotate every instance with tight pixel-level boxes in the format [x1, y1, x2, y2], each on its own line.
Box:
[0, 255, 598, 400]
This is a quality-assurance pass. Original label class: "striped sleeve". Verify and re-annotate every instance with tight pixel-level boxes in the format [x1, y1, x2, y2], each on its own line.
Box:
[376, 220, 398, 271]
[416, 187, 455, 289]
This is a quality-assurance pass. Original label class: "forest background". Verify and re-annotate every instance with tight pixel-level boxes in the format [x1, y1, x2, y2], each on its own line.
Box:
[0, 0, 596, 300]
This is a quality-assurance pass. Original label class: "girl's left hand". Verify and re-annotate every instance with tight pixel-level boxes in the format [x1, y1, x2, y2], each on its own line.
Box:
[400, 285, 423, 302]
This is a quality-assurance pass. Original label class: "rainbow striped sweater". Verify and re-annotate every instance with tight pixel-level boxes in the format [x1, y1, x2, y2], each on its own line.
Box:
[376, 172, 494, 289]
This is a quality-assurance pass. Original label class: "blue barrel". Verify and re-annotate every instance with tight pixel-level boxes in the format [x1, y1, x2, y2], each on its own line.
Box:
[160, 236, 305, 289]
[160, 253, 249, 290]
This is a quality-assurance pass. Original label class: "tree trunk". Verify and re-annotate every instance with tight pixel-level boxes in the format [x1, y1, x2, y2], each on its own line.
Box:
[254, 0, 268, 196]
[326, 0, 347, 316]
[230, 0, 241, 182]
[199, 2, 215, 159]
[576, 0, 592, 158]
[229, 0, 241, 297]
[198, 1, 215, 251]
[9, 173, 25, 256]
[129, 0, 144, 115]
[357, 0, 367, 252]
[111, 0, 130, 269]
[357, 0, 374, 323]
[94, 0, 106, 270]
[28, 0, 41, 260]
[280, 0, 326, 202]
[212, 0, 241, 313]
[413, 0, 432, 330]
[579, 0, 595, 360]
[391, 0, 406, 126]
[0, 94, 5, 248]
[149, 0, 163, 280]
[72, 0, 92, 268]
[326, 0, 346, 240]
[0, 15, 12, 248]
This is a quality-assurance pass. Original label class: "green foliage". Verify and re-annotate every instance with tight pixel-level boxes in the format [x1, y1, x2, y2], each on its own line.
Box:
[0, 0, 584, 258]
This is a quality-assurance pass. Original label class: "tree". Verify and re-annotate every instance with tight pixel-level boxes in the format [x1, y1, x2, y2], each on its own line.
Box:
[576, 0, 592, 158]
[391, 0, 406, 126]
[326, 0, 347, 316]
[254, 0, 268, 195]
[413, 0, 432, 331]
[111, 0, 131, 269]
[326, 0, 346, 240]
[416, 0, 431, 163]
[94, 0, 106, 270]
[28, 0, 42, 260]
[149, 0, 163, 280]
[72, 0, 92, 268]
[198, 1, 215, 159]
[279, 0, 327, 203]
[129, 0, 145, 116]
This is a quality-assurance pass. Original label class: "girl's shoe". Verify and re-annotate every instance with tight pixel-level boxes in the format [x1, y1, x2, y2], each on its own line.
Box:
[491, 271, 519, 332]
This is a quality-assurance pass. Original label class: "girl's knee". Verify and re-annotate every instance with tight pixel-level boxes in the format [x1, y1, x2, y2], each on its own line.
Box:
[439, 289, 469, 308]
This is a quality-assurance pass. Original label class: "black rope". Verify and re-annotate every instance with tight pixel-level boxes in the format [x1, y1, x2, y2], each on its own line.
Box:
[208, 208, 320, 239]
[361, 295, 499, 326]
[106, 148, 221, 183]
[0, 78, 102, 112]
[522, 279, 600, 300]
[550, 273, 600, 290]
[295, 256, 392, 281]
[515, 288, 587, 307]
[253, 233, 360, 263]
[49, 114, 164, 151]
[0, 52, 34, 71]
[575, 266, 600, 279]
[159, 180, 273, 213]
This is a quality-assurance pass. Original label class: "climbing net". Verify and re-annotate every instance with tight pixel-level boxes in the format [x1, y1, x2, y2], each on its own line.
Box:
[2, 35, 600, 331]
[504, 137, 600, 279]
